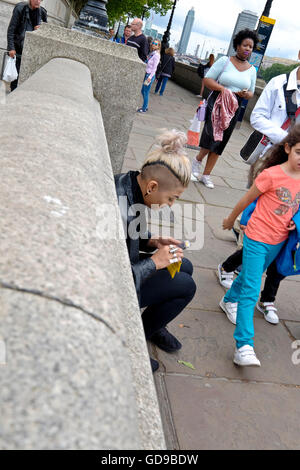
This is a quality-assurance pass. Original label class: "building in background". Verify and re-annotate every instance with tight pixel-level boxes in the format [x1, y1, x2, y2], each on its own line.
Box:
[177, 7, 195, 55]
[227, 10, 258, 56]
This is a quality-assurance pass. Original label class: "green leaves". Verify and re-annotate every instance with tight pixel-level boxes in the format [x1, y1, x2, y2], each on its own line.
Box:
[177, 360, 195, 370]
[260, 62, 298, 83]
[107, 0, 174, 24]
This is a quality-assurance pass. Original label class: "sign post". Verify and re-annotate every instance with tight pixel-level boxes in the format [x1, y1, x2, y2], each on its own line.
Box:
[236, 15, 276, 127]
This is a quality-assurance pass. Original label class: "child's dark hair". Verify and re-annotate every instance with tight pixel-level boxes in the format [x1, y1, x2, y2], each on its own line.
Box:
[253, 124, 300, 180]
[233, 29, 258, 50]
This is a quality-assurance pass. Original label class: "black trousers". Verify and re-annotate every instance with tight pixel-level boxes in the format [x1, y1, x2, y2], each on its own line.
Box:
[139, 258, 196, 339]
[10, 54, 21, 92]
[222, 248, 285, 303]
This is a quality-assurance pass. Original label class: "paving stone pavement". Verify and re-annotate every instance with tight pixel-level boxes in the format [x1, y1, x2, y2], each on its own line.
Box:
[122, 80, 300, 450]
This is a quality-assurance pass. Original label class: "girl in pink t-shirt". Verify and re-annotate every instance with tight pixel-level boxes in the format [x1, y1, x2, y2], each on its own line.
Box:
[221, 124, 300, 367]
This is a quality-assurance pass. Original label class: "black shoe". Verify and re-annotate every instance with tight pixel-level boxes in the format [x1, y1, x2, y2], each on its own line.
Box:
[150, 357, 159, 372]
[150, 327, 182, 353]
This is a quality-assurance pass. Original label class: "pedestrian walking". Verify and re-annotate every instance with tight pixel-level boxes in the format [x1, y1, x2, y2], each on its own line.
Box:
[137, 39, 161, 114]
[7, 0, 47, 91]
[154, 47, 175, 96]
[191, 29, 258, 189]
[127, 18, 149, 63]
[221, 124, 300, 367]
[114, 129, 196, 372]
[196, 53, 215, 98]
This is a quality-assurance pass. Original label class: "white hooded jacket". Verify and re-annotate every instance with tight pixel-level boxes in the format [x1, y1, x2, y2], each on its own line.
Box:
[250, 66, 300, 149]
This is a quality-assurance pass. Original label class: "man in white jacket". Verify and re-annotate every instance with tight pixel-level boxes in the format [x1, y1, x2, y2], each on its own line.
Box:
[250, 51, 300, 150]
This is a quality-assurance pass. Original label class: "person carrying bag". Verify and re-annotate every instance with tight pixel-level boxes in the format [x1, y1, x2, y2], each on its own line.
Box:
[154, 48, 175, 97]
[2, 55, 18, 83]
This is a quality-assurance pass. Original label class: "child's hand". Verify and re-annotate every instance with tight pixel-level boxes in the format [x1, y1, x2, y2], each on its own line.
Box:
[287, 220, 296, 231]
[240, 224, 247, 232]
[223, 216, 235, 230]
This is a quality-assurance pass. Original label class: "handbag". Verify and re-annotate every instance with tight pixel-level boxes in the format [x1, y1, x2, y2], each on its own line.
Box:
[2, 56, 18, 83]
[240, 73, 298, 165]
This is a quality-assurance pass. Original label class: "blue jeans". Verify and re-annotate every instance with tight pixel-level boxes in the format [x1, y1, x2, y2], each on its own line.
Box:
[141, 73, 155, 111]
[155, 76, 169, 95]
[224, 235, 285, 348]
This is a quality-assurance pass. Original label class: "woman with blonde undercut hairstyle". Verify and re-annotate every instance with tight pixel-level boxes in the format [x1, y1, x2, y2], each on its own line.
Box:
[115, 129, 196, 372]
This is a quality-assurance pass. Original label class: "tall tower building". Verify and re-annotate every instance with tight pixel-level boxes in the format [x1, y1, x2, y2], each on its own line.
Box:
[227, 10, 258, 56]
[177, 7, 195, 54]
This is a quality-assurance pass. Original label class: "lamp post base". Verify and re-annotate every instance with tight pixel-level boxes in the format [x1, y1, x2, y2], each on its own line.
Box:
[73, 0, 109, 39]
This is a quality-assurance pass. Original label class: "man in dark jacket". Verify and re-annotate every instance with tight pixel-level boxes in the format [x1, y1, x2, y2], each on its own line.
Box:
[7, 0, 47, 91]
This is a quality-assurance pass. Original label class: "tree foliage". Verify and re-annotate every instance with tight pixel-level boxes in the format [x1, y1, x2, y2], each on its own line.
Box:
[260, 63, 298, 83]
[69, 0, 174, 23]
[107, 0, 174, 24]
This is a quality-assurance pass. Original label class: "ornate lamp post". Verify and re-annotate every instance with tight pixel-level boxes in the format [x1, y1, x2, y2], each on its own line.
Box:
[73, 0, 109, 38]
[161, 0, 178, 54]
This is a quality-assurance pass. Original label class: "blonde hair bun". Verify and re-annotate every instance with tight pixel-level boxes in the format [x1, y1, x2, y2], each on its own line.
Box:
[142, 129, 191, 188]
[156, 129, 187, 155]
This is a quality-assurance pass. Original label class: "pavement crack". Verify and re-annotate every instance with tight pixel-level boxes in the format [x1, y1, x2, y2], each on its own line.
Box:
[162, 372, 300, 389]
[0, 279, 119, 338]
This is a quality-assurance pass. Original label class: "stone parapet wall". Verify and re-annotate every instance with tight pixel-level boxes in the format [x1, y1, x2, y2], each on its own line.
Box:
[0, 57, 165, 449]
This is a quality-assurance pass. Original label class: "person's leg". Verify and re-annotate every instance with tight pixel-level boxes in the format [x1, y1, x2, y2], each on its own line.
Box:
[159, 77, 169, 96]
[140, 263, 196, 340]
[191, 148, 210, 181]
[222, 249, 243, 272]
[232, 237, 285, 349]
[256, 259, 286, 324]
[203, 151, 219, 175]
[155, 76, 162, 94]
[218, 248, 243, 290]
[142, 76, 155, 111]
[260, 260, 285, 303]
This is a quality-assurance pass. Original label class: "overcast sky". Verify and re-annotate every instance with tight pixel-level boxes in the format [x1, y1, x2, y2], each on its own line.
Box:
[150, 0, 300, 60]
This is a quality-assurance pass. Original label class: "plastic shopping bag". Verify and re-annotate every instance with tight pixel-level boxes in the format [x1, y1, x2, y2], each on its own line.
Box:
[2, 56, 18, 83]
[187, 113, 201, 148]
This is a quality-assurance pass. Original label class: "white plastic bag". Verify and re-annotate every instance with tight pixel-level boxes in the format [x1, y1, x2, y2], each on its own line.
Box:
[3, 56, 18, 83]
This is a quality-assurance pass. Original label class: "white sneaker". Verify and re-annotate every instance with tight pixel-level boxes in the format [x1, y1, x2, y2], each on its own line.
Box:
[191, 157, 202, 180]
[256, 302, 279, 325]
[201, 174, 214, 189]
[233, 345, 261, 367]
[219, 297, 237, 325]
[218, 264, 234, 289]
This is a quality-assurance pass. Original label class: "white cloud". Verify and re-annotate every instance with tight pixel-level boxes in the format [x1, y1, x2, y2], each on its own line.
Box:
[151, 0, 300, 60]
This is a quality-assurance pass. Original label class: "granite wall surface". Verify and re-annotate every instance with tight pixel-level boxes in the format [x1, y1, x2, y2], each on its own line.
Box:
[0, 57, 165, 449]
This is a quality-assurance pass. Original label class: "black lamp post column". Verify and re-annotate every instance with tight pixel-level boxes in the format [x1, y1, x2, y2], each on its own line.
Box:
[262, 0, 273, 17]
[73, 0, 109, 38]
[161, 0, 178, 54]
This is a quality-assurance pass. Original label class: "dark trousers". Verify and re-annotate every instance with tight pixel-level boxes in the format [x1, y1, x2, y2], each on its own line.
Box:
[139, 258, 196, 339]
[222, 248, 285, 303]
[10, 54, 21, 92]
[155, 76, 169, 95]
